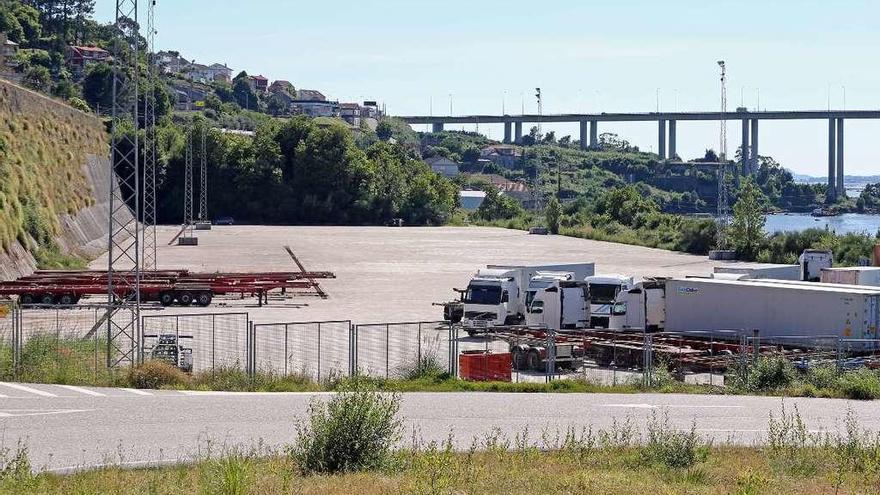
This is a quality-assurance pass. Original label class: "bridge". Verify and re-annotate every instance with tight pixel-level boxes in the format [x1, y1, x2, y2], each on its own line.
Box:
[399, 110, 880, 200]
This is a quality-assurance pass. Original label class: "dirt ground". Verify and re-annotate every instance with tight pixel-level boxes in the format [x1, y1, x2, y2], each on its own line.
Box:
[88, 225, 759, 325]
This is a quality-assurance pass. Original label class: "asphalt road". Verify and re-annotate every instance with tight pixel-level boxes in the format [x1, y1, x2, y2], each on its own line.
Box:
[0, 382, 872, 472]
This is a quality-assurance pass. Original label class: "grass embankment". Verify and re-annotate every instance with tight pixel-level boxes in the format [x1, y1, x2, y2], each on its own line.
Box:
[5, 398, 880, 494]
[0, 81, 105, 268]
[5, 336, 880, 400]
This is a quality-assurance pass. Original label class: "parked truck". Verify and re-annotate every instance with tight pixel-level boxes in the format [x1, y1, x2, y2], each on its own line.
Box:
[461, 263, 595, 331]
[525, 278, 590, 330]
[608, 278, 668, 332]
[584, 274, 633, 328]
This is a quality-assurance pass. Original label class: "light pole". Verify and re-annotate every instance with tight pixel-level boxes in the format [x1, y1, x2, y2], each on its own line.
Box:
[842, 85, 846, 111]
[502, 90, 507, 115]
[656, 88, 660, 112]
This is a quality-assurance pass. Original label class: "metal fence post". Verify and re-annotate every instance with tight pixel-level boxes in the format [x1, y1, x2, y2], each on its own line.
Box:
[385, 323, 390, 379]
[546, 327, 556, 382]
[643, 332, 653, 387]
[836, 337, 844, 374]
[350, 323, 357, 377]
[417, 322, 422, 366]
[752, 329, 760, 364]
[284, 324, 289, 377]
[317, 322, 322, 382]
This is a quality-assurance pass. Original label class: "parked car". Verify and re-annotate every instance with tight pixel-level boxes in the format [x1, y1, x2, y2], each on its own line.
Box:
[214, 216, 235, 225]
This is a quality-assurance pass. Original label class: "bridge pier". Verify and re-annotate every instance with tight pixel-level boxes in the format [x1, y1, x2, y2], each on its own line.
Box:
[514, 122, 523, 144]
[657, 120, 666, 160]
[836, 118, 845, 197]
[590, 121, 598, 148]
[668, 120, 677, 159]
[579, 120, 588, 150]
[741, 119, 750, 172]
[828, 118, 837, 202]
[432, 122, 444, 133]
[750, 119, 759, 173]
[503, 121, 512, 144]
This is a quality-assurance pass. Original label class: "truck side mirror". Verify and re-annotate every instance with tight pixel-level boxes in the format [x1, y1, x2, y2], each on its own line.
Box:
[501, 291, 509, 303]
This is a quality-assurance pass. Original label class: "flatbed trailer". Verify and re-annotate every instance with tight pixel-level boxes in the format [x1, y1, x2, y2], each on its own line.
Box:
[0, 269, 335, 307]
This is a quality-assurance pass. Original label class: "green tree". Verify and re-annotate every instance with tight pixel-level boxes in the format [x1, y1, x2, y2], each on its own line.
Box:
[475, 185, 523, 221]
[728, 178, 766, 259]
[67, 96, 90, 112]
[232, 72, 258, 111]
[545, 196, 561, 234]
[0, 7, 24, 43]
[375, 120, 393, 141]
[81, 62, 112, 111]
[23, 65, 50, 91]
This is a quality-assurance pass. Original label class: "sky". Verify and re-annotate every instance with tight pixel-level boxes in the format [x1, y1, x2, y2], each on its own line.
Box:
[95, 0, 880, 176]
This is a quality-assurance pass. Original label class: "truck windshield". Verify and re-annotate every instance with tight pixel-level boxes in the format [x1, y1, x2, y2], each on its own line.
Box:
[589, 284, 620, 304]
[464, 285, 502, 305]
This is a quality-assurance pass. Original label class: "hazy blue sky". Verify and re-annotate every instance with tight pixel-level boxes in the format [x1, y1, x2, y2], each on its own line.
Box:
[95, 0, 880, 176]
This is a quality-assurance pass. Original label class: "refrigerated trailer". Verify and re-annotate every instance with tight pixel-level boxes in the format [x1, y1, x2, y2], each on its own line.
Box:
[665, 278, 880, 342]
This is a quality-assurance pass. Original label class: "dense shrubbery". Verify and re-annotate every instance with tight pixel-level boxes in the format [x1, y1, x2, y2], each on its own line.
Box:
[154, 116, 457, 226]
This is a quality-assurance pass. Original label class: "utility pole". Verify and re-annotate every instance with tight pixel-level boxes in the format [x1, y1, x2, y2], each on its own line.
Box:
[716, 60, 730, 249]
[107, 0, 142, 367]
[198, 124, 208, 226]
[533, 87, 543, 211]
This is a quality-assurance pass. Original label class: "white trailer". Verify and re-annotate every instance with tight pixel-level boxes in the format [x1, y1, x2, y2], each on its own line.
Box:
[609, 278, 667, 332]
[665, 278, 880, 343]
[462, 263, 595, 330]
[714, 263, 800, 281]
[821, 267, 880, 287]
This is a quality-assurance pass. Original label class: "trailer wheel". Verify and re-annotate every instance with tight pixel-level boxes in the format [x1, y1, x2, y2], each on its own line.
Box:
[177, 292, 194, 306]
[20, 294, 35, 306]
[195, 292, 212, 307]
[159, 292, 175, 306]
[58, 294, 76, 306]
[527, 350, 544, 372]
[40, 294, 56, 305]
[511, 345, 528, 370]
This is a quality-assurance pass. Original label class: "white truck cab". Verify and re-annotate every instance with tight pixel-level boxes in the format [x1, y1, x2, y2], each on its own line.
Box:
[585, 274, 633, 328]
[462, 268, 520, 329]
[608, 278, 667, 332]
[527, 279, 590, 330]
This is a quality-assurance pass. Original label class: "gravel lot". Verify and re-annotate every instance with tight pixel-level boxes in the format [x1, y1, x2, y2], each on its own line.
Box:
[89, 225, 752, 325]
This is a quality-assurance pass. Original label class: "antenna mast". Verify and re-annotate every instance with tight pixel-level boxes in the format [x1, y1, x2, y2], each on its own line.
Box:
[716, 60, 730, 249]
[142, 0, 157, 270]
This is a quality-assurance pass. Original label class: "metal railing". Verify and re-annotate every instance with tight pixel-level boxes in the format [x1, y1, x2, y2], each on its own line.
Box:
[252, 320, 352, 381]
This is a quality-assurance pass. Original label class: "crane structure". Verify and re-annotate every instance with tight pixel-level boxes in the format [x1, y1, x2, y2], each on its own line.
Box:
[716, 60, 730, 249]
[142, 0, 158, 270]
[177, 124, 197, 245]
[107, 0, 142, 367]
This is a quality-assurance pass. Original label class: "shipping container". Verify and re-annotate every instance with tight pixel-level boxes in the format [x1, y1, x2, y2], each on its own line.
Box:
[665, 278, 880, 344]
[714, 263, 800, 280]
[821, 267, 880, 287]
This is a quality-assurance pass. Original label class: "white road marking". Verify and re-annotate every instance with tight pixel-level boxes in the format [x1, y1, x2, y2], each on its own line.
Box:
[600, 403, 745, 409]
[0, 409, 91, 418]
[179, 390, 334, 396]
[57, 385, 106, 397]
[121, 388, 152, 396]
[0, 382, 57, 398]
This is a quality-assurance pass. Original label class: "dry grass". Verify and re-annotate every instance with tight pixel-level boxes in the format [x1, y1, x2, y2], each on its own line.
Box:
[0, 80, 106, 257]
[10, 448, 879, 495]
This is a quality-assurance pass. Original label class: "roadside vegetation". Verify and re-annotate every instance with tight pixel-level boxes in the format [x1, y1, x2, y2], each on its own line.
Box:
[5, 336, 880, 401]
[5, 387, 880, 493]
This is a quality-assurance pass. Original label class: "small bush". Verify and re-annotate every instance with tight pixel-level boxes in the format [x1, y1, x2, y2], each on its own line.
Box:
[398, 353, 448, 381]
[0, 441, 33, 486]
[837, 369, 880, 400]
[199, 451, 253, 495]
[640, 412, 708, 468]
[728, 356, 796, 392]
[127, 360, 190, 389]
[289, 380, 402, 474]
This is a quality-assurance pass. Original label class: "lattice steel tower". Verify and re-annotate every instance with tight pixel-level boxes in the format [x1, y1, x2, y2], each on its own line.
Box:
[107, 0, 141, 367]
[183, 125, 194, 237]
[198, 125, 208, 222]
[716, 60, 730, 249]
[142, 0, 158, 270]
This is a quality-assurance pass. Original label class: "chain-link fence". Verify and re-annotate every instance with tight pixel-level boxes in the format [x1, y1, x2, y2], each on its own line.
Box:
[141, 312, 249, 374]
[354, 321, 453, 379]
[252, 320, 352, 381]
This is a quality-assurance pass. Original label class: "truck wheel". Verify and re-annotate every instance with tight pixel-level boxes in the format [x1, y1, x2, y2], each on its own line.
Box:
[195, 292, 213, 307]
[177, 292, 194, 306]
[58, 294, 76, 306]
[159, 292, 175, 306]
[40, 294, 56, 305]
[511, 346, 529, 370]
[20, 294, 35, 306]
